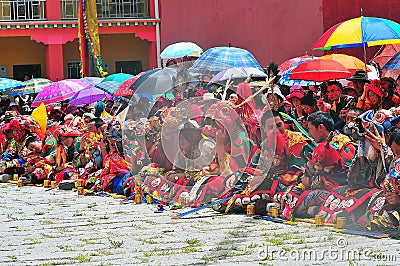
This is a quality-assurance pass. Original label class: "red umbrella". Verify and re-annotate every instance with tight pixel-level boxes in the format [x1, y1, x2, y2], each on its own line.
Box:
[278, 55, 316, 74]
[373, 44, 400, 68]
[113, 72, 144, 97]
[289, 59, 352, 82]
[372, 44, 400, 78]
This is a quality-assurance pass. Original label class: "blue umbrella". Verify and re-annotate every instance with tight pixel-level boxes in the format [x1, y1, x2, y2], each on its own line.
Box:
[190, 46, 263, 72]
[96, 73, 134, 95]
[278, 59, 321, 86]
[9, 78, 52, 96]
[80, 77, 104, 85]
[382, 51, 400, 70]
[160, 42, 203, 59]
[95, 81, 121, 95]
[0, 78, 23, 92]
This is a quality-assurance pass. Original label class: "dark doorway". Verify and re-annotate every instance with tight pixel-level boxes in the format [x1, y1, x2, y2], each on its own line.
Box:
[13, 64, 42, 81]
[115, 60, 142, 75]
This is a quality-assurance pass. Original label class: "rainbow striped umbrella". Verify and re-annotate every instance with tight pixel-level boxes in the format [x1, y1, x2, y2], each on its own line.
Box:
[312, 16, 400, 50]
[31, 80, 86, 107]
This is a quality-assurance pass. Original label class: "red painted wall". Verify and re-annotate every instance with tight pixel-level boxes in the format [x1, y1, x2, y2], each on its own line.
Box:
[322, 0, 400, 62]
[160, 0, 324, 67]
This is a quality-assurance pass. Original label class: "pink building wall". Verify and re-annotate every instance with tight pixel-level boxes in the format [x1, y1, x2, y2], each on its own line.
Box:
[160, 0, 325, 67]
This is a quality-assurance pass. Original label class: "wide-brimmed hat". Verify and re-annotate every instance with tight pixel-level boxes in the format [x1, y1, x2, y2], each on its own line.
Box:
[286, 85, 305, 102]
[266, 85, 285, 101]
[347, 70, 370, 83]
[343, 81, 357, 95]
[178, 119, 200, 130]
[192, 50, 201, 57]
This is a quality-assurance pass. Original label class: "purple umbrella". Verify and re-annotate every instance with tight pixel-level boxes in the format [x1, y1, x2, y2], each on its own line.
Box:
[209, 67, 267, 83]
[69, 85, 112, 106]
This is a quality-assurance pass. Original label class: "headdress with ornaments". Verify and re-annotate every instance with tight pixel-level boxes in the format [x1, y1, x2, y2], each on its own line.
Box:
[103, 120, 122, 141]
[203, 78, 275, 136]
[9, 115, 40, 140]
[381, 158, 400, 195]
[366, 79, 389, 100]
[54, 126, 82, 138]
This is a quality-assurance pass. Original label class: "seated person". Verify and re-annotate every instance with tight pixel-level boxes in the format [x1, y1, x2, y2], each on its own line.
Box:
[24, 134, 57, 183]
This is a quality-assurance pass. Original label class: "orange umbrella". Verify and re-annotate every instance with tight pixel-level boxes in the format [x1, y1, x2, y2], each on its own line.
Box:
[320, 54, 371, 74]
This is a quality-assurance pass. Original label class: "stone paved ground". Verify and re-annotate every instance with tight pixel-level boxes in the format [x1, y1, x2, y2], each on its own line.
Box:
[1, 183, 400, 266]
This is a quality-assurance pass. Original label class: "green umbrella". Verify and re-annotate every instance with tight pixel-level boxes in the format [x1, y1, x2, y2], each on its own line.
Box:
[103, 73, 134, 83]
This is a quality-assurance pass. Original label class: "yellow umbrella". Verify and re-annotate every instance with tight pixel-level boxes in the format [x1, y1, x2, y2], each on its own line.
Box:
[320, 54, 371, 74]
[31, 103, 47, 140]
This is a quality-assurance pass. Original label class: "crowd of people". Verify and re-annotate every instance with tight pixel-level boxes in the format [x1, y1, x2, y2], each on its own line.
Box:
[1, 66, 400, 233]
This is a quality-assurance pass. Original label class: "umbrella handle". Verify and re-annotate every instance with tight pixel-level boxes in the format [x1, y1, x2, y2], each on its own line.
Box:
[245, 74, 253, 83]
[235, 76, 275, 108]
[221, 75, 233, 101]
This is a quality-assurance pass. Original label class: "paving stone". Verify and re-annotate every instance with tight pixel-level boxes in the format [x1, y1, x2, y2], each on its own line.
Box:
[1, 183, 400, 265]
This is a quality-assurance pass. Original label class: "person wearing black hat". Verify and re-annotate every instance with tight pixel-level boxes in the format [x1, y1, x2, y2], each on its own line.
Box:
[347, 70, 370, 97]
[347, 70, 374, 111]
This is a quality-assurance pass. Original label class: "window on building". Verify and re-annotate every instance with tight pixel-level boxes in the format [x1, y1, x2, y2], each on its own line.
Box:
[66, 61, 81, 79]
[3, 0, 46, 21]
[60, 0, 79, 20]
[115, 61, 142, 75]
[13, 64, 41, 81]
[96, 0, 149, 19]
